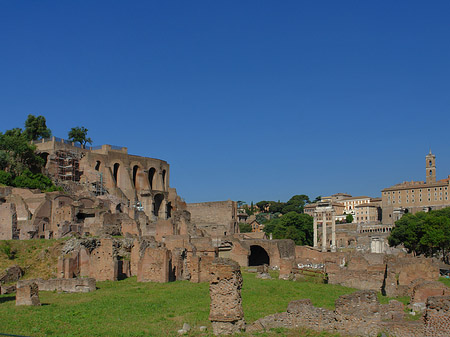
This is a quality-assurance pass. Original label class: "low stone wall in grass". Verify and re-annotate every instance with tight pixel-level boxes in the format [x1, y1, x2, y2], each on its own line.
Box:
[17, 277, 96, 293]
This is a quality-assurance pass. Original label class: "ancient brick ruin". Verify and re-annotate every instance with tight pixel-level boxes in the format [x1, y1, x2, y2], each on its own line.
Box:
[1, 137, 449, 336]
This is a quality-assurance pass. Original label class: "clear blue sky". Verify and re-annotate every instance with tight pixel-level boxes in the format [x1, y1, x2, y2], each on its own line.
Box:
[1, 1, 450, 203]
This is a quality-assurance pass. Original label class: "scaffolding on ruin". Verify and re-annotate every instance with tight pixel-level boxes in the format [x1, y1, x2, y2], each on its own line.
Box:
[94, 172, 105, 196]
[51, 151, 82, 182]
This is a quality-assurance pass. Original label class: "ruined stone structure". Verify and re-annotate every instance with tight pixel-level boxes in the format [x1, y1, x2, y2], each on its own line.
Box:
[294, 246, 441, 297]
[247, 290, 425, 336]
[312, 201, 336, 252]
[186, 200, 239, 240]
[209, 258, 245, 335]
[221, 237, 296, 269]
[423, 296, 450, 337]
[16, 282, 40, 306]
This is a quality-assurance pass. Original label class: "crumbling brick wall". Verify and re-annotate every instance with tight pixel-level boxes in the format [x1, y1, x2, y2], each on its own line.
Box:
[137, 246, 170, 283]
[423, 296, 450, 337]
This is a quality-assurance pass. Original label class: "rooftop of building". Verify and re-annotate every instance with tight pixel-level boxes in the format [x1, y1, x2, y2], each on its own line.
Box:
[382, 176, 450, 192]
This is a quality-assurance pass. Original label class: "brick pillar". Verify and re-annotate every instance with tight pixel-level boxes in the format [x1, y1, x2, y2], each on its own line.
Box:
[209, 258, 245, 335]
[279, 258, 294, 280]
[322, 211, 327, 252]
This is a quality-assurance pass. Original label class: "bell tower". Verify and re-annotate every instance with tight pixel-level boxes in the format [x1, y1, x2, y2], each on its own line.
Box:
[426, 150, 436, 184]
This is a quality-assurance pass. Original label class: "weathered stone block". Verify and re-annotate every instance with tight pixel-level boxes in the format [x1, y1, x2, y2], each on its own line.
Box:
[16, 282, 40, 306]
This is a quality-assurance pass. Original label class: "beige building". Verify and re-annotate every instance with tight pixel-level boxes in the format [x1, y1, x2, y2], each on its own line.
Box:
[381, 151, 450, 225]
[340, 196, 372, 219]
[354, 201, 381, 224]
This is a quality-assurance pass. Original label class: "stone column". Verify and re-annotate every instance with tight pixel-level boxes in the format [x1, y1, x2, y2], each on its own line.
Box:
[209, 258, 245, 335]
[331, 210, 336, 252]
[313, 212, 318, 248]
[322, 211, 327, 252]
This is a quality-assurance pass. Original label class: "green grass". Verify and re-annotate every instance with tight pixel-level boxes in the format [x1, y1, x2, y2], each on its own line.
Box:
[0, 239, 65, 281]
[439, 276, 450, 288]
[0, 272, 356, 337]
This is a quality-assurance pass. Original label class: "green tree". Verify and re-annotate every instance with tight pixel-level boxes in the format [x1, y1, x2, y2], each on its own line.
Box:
[281, 194, 310, 214]
[388, 208, 450, 262]
[0, 129, 44, 176]
[68, 126, 92, 146]
[346, 214, 354, 223]
[263, 211, 313, 245]
[238, 222, 252, 233]
[23, 114, 51, 141]
[312, 196, 322, 203]
[256, 213, 269, 224]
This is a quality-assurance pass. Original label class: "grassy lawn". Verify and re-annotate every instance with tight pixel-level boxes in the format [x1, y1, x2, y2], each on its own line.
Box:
[0, 271, 354, 337]
[0, 239, 65, 280]
[439, 276, 450, 288]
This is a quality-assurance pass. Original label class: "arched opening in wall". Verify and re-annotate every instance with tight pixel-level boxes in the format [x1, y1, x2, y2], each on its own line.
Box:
[166, 202, 172, 218]
[153, 193, 164, 217]
[39, 152, 49, 167]
[116, 204, 122, 213]
[95, 161, 101, 171]
[113, 163, 120, 185]
[148, 168, 156, 190]
[132, 165, 139, 188]
[162, 170, 166, 191]
[248, 245, 270, 266]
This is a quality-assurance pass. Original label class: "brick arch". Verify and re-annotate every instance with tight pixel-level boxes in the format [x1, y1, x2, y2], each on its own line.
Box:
[78, 197, 95, 208]
[53, 195, 75, 207]
[148, 167, 157, 190]
[129, 162, 149, 191]
[111, 160, 127, 190]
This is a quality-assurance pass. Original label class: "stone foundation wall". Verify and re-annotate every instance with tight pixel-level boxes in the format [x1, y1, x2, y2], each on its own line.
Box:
[248, 290, 423, 337]
[137, 246, 170, 283]
[17, 278, 96, 293]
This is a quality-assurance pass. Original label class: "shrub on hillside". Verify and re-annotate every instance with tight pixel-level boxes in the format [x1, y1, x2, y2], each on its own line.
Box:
[12, 169, 57, 191]
[0, 170, 12, 185]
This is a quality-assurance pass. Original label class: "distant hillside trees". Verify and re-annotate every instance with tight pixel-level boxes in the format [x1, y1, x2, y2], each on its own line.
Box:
[389, 207, 450, 262]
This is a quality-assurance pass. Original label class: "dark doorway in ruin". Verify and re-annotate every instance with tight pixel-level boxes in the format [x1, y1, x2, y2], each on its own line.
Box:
[40, 152, 49, 167]
[132, 165, 139, 188]
[149, 168, 156, 190]
[95, 161, 101, 171]
[76, 212, 95, 221]
[166, 202, 172, 219]
[153, 194, 164, 217]
[248, 245, 270, 266]
[113, 163, 120, 184]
